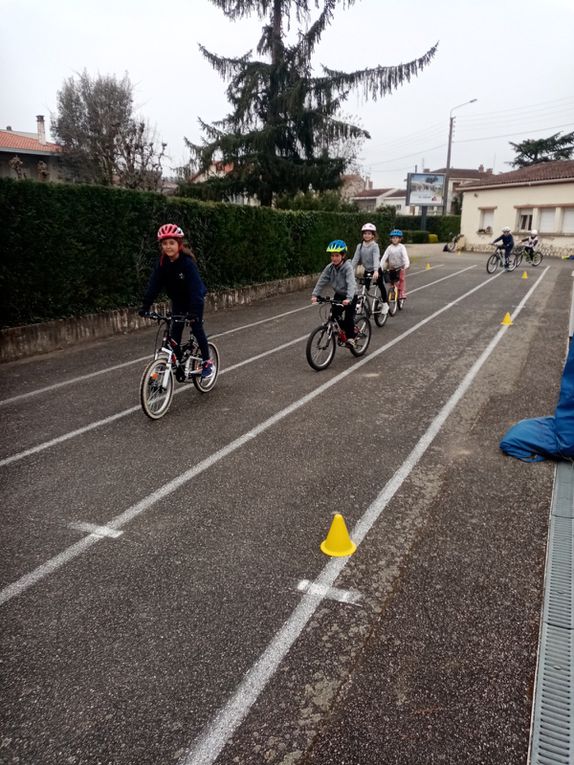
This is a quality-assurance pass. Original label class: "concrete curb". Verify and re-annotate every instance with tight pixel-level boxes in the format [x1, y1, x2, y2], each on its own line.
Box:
[0, 274, 318, 363]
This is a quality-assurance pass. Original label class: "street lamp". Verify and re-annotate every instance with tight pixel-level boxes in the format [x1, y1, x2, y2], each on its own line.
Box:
[444, 98, 477, 214]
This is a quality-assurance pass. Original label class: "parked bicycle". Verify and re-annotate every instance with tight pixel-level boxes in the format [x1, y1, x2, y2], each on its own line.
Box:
[306, 296, 371, 371]
[445, 232, 464, 252]
[384, 268, 405, 315]
[355, 275, 388, 327]
[486, 246, 517, 274]
[513, 244, 544, 267]
[140, 312, 220, 419]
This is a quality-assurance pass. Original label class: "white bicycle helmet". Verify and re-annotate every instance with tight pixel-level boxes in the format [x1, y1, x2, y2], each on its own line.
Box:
[502, 226, 511, 232]
[361, 222, 377, 232]
[531, 229, 538, 235]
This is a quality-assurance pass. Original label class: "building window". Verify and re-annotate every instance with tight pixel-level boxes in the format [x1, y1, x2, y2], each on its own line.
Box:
[563, 208, 574, 234]
[480, 209, 494, 230]
[518, 209, 533, 230]
[539, 208, 556, 233]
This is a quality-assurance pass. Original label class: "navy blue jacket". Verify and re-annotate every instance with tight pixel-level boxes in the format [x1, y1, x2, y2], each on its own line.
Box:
[493, 233, 514, 250]
[142, 253, 207, 314]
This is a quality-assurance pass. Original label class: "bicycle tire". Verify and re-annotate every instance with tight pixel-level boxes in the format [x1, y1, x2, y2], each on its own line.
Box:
[350, 316, 371, 357]
[388, 287, 398, 316]
[306, 325, 336, 370]
[373, 297, 388, 327]
[507, 253, 517, 272]
[140, 357, 174, 419]
[514, 249, 524, 268]
[531, 251, 543, 266]
[446, 242, 456, 253]
[192, 342, 220, 393]
[398, 297, 405, 310]
[486, 254, 498, 274]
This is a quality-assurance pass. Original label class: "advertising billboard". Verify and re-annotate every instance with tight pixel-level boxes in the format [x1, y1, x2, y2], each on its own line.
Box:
[406, 173, 446, 207]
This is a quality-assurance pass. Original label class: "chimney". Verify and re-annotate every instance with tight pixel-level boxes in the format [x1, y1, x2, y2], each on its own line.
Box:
[6, 126, 12, 131]
[368, 179, 373, 190]
[478, 164, 484, 172]
[36, 115, 46, 145]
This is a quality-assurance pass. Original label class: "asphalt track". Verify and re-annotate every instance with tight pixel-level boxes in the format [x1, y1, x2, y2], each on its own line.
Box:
[1, 249, 571, 765]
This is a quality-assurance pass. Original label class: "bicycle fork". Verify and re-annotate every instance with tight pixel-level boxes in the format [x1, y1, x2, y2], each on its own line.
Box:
[155, 346, 175, 388]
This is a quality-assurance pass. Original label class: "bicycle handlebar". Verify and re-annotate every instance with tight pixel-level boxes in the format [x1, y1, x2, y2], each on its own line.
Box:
[314, 296, 346, 307]
[144, 311, 198, 323]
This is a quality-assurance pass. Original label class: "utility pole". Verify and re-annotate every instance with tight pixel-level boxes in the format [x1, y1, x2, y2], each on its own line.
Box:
[444, 99, 477, 215]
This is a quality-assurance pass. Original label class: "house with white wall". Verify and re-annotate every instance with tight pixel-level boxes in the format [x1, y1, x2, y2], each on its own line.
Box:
[460, 160, 574, 256]
[0, 116, 63, 182]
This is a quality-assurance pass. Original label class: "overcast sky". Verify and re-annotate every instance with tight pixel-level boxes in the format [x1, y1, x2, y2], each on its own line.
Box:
[2, 0, 573, 189]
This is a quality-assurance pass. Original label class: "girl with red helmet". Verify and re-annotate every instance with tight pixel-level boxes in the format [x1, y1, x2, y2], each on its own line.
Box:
[139, 224, 215, 380]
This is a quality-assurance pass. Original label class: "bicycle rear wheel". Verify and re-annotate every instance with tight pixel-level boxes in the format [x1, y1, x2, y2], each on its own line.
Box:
[388, 287, 398, 315]
[507, 253, 517, 271]
[514, 249, 524, 267]
[306, 325, 336, 370]
[140, 358, 174, 419]
[373, 297, 388, 327]
[350, 316, 371, 357]
[486, 254, 498, 274]
[192, 342, 220, 393]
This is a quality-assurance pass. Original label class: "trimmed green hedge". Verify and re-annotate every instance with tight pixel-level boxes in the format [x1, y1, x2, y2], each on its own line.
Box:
[0, 179, 396, 327]
[395, 214, 461, 241]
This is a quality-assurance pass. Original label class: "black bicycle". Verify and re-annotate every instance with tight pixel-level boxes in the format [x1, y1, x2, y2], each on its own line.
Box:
[445, 232, 464, 252]
[139, 312, 220, 419]
[513, 245, 544, 267]
[306, 297, 372, 371]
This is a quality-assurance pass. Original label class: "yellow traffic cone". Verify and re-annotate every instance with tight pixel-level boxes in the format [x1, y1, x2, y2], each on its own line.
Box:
[501, 312, 513, 326]
[320, 513, 356, 557]
[522, 271, 528, 279]
[425, 262, 431, 270]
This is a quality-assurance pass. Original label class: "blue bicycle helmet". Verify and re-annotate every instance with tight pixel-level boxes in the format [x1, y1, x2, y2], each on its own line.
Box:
[390, 229, 403, 238]
[326, 239, 348, 253]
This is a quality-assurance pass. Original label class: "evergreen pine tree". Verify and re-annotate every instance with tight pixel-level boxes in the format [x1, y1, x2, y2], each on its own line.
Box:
[185, 0, 438, 206]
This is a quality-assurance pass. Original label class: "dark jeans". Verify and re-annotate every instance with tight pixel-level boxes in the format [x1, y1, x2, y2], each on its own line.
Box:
[366, 270, 387, 302]
[171, 304, 210, 361]
[333, 294, 358, 339]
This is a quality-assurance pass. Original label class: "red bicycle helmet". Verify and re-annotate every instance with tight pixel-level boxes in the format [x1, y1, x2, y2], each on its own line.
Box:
[157, 223, 184, 241]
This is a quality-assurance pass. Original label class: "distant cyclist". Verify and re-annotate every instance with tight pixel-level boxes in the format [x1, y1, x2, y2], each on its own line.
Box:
[139, 223, 215, 381]
[521, 229, 540, 256]
[351, 222, 389, 316]
[492, 226, 514, 269]
[380, 229, 410, 301]
[311, 240, 358, 347]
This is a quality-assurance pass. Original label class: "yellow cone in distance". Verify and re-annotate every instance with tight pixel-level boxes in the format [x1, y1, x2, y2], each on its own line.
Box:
[425, 262, 431, 270]
[522, 271, 528, 279]
[501, 312, 513, 326]
[320, 513, 356, 557]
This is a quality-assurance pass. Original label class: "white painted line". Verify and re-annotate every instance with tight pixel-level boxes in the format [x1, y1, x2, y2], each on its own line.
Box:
[68, 522, 123, 539]
[0, 266, 475, 467]
[0, 305, 314, 408]
[0, 268, 502, 606]
[297, 579, 361, 605]
[178, 265, 550, 765]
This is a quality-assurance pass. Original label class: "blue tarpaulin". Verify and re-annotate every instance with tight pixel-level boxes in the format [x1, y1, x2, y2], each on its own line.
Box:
[500, 340, 574, 462]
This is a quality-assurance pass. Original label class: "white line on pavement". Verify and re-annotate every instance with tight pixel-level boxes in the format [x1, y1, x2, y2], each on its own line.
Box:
[0, 266, 474, 468]
[179, 266, 549, 765]
[0, 267, 500, 606]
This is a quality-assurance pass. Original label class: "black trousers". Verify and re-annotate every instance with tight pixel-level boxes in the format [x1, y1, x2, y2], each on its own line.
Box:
[333, 294, 358, 338]
[171, 304, 210, 361]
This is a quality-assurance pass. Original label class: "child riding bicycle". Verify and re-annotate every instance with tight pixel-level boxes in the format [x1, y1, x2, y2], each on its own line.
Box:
[311, 240, 358, 347]
[380, 229, 410, 300]
[351, 222, 389, 316]
[139, 223, 215, 381]
[491, 226, 514, 269]
[521, 229, 539, 256]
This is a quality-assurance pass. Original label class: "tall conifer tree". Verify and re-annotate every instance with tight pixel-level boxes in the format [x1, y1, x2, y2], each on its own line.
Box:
[186, 0, 437, 205]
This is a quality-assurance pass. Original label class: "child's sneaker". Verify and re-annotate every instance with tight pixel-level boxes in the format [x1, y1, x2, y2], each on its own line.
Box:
[201, 359, 215, 380]
[346, 338, 356, 349]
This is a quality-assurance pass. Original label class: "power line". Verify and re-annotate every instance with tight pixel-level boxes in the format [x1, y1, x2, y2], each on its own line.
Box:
[455, 122, 574, 144]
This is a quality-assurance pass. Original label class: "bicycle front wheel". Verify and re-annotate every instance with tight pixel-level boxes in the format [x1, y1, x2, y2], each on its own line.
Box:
[140, 358, 174, 419]
[486, 254, 499, 274]
[192, 342, 220, 393]
[350, 316, 371, 357]
[388, 287, 398, 315]
[373, 297, 388, 327]
[531, 251, 543, 266]
[306, 325, 336, 370]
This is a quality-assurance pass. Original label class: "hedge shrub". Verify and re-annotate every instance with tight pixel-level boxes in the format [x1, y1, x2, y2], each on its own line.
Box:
[0, 179, 395, 327]
[395, 214, 461, 241]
